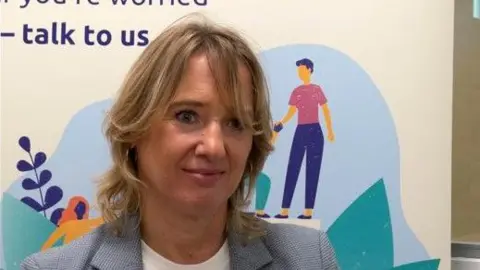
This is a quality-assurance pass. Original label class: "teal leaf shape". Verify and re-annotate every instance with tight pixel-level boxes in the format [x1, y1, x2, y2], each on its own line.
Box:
[2, 193, 62, 270]
[327, 178, 394, 270]
[392, 259, 440, 269]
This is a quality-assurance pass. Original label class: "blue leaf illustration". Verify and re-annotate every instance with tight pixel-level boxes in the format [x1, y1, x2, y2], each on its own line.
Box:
[16, 135, 65, 221]
[43, 185, 63, 210]
[38, 169, 52, 186]
[20, 196, 43, 212]
[18, 136, 31, 152]
[17, 160, 33, 172]
[33, 152, 47, 169]
[21, 178, 39, 190]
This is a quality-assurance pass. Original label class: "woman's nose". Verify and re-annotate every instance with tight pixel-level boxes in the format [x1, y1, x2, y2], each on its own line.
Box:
[195, 122, 227, 159]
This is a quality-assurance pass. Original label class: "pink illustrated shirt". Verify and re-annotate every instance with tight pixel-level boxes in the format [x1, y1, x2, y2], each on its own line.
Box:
[288, 84, 327, 125]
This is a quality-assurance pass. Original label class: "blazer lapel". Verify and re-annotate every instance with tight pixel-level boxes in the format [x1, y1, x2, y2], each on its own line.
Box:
[89, 215, 143, 270]
[228, 231, 273, 270]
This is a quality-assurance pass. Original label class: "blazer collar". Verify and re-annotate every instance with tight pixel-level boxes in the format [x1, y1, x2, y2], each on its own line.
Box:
[227, 228, 273, 270]
[90, 215, 143, 270]
[90, 214, 272, 270]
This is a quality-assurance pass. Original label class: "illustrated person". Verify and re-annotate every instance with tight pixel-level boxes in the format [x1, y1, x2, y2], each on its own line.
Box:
[21, 14, 339, 270]
[273, 58, 335, 220]
[40, 196, 104, 250]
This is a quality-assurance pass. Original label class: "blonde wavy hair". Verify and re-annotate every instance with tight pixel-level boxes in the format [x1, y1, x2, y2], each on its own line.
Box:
[96, 13, 274, 238]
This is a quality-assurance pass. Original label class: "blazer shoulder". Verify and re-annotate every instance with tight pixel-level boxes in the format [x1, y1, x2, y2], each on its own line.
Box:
[20, 225, 106, 270]
[265, 223, 339, 269]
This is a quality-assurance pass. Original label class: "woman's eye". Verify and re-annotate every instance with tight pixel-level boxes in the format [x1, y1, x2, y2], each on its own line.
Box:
[228, 118, 244, 131]
[175, 110, 198, 124]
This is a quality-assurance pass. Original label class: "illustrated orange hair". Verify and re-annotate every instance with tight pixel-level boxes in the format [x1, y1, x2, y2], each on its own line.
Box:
[57, 196, 90, 226]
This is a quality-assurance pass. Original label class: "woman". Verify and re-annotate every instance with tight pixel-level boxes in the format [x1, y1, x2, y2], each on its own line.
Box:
[21, 13, 339, 270]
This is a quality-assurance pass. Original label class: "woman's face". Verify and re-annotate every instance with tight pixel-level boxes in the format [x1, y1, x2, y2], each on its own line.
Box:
[136, 54, 254, 214]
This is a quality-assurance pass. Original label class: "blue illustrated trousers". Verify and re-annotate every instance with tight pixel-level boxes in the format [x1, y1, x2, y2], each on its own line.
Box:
[281, 123, 324, 209]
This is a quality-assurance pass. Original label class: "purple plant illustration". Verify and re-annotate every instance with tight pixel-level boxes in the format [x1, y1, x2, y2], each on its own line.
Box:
[16, 136, 64, 224]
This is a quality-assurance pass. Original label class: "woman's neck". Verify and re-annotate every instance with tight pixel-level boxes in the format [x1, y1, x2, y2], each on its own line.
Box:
[139, 195, 228, 264]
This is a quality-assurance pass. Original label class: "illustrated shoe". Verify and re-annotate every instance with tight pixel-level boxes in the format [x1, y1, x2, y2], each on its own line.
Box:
[297, 214, 312, 219]
[256, 213, 271, 218]
[274, 214, 289, 219]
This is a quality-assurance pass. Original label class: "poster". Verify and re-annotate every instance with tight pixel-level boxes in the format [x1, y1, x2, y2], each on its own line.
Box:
[0, 1, 453, 269]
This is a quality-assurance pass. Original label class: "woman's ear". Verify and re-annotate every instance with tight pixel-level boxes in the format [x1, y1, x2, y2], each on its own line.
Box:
[127, 147, 138, 172]
[127, 147, 137, 160]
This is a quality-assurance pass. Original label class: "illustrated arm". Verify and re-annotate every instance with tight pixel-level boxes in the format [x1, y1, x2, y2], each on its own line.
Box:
[271, 105, 297, 144]
[41, 225, 66, 251]
[321, 104, 333, 136]
[280, 106, 297, 125]
[88, 216, 105, 226]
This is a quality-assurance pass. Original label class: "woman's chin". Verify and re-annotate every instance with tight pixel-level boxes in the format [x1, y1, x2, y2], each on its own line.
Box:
[176, 192, 227, 210]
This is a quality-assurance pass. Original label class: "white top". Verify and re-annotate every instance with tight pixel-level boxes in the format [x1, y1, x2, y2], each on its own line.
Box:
[141, 240, 231, 270]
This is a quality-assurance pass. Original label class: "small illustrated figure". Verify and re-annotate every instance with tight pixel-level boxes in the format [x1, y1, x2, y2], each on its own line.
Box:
[273, 58, 335, 219]
[41, 196, 104, 251]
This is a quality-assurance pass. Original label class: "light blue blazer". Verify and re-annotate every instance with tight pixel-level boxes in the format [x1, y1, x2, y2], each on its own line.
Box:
[20, 214, 339, 269]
